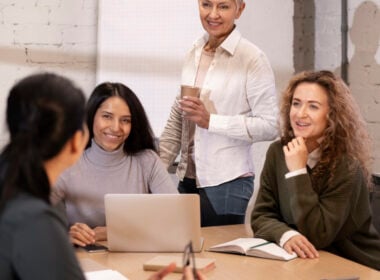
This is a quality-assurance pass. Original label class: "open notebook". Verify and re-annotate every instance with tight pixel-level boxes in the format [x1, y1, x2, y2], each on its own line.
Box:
[104, 194, 202, 252]
[208, 238, 297, 261]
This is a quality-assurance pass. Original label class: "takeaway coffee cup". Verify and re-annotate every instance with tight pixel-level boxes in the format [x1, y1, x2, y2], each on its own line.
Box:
[180, 85, 201, 98]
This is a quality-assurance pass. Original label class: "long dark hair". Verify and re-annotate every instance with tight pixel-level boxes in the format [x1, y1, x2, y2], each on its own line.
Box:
[86, 82, 156, 154]
[0, 73, 86, 210]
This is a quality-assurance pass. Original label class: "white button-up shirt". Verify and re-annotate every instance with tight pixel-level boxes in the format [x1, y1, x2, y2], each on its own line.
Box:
[181, 28, 278, 187]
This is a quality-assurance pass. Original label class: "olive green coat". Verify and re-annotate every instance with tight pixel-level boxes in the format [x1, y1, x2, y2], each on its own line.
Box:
[251, 141, 380, 270]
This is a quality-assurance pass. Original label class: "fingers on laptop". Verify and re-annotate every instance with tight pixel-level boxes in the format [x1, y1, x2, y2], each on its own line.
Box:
[69, 223, 96, 246]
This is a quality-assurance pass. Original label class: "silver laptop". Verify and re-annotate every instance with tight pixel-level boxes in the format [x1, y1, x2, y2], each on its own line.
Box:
[104, 194, 202, 252]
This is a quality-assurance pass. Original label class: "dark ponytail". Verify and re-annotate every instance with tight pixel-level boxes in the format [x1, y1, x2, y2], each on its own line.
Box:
[0, 73, 86, 210]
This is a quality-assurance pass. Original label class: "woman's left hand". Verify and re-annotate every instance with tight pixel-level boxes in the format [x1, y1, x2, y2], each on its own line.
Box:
[179, 96, 210, 129]
[284, 235, 319, 259]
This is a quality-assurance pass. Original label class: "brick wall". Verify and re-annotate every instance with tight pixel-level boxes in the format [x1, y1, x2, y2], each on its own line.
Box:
[0, 0, 379, 172]
[293, 0, 315, 72]
[315, 0, 380, 173]
[314, 0, 342, 70]
[0, 0, 98, 145]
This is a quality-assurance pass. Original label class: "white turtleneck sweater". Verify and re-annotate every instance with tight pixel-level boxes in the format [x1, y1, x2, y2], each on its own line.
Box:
[53, 140, 177, 228]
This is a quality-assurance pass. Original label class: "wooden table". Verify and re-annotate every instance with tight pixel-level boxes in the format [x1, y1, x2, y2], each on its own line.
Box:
[77, 224, 380, 280]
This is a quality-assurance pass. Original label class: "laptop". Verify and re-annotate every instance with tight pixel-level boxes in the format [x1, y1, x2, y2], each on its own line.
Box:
[104, 193, 203, 252]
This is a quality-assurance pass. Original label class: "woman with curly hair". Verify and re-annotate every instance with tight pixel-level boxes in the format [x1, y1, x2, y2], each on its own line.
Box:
[251, 70, 380, 270]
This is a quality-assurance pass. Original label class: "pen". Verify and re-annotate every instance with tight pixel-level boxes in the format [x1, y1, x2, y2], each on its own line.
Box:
[183, 241, 199, 280]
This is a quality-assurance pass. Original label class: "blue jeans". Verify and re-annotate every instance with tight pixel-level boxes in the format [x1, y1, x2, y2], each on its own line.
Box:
[199, 176, 254, 227]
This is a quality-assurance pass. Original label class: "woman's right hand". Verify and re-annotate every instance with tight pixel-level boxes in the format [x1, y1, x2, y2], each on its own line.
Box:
[283, 137, 308, 172]
[69, 222, 96, 246]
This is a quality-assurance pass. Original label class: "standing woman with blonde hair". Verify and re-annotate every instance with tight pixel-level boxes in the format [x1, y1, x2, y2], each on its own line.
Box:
[160, 0, 278, 226]
[251, 70, 380, 270]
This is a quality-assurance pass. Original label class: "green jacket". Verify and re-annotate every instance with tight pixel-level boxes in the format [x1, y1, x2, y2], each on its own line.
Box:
[251, 140, 380, 270]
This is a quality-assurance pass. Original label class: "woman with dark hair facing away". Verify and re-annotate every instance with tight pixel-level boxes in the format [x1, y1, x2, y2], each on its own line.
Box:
[53, 82, 177, 247]
[0, 73, 89, 279]
[251, 70, 380, 270]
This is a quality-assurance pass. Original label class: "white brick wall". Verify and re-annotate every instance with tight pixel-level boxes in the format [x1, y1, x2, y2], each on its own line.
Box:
[315, 0, 342, 70]
[0, 0, 379, 173]
[0, 0, 98, 147]
[315, 0, 380, 173]
[3, 5, 49, 24]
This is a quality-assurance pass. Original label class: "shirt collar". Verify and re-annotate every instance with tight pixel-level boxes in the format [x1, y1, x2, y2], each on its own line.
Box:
[194, 27, 242, 56]
[307, 148, 321, 169]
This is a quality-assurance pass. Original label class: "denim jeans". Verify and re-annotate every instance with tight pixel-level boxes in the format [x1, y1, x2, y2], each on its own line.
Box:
[199, 176, 254, 227]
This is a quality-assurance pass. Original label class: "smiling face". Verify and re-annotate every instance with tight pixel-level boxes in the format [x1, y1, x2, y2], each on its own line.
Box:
[93, 96, 132, 152]
[198, 0, 244, 42]
[290, 82, 330, 146]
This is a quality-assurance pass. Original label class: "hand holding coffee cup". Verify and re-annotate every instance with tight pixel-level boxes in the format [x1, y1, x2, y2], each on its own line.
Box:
[180, 86, 200, 117]
[179, 86, 210, 129]
[181, 85, 201, 99]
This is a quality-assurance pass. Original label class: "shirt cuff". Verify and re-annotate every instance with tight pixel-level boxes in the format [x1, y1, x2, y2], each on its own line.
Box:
[279, 230, 301, 247]
[285, 168, 307, 179]
[208, 114, 227, 133]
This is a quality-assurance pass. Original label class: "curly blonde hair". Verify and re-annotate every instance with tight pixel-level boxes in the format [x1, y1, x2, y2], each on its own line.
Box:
[280, 70, 372, 187]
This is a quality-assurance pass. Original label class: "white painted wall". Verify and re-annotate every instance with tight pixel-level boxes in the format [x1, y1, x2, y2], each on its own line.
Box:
[0, 0, 294, 139]
[96, 1, 294, 227]
[1, 0, 378, 228]
[0, 1, 293, 225]
[97, 0, 294, 137]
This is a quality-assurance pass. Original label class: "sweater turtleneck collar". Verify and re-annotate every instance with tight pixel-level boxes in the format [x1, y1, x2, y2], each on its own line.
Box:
[84, 139, 126, 167]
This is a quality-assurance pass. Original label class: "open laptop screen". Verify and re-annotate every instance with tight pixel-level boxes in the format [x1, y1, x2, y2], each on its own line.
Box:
[104, 194, 202, 252]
